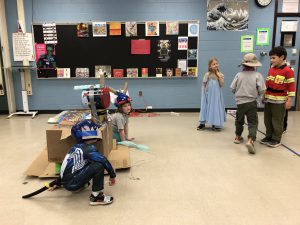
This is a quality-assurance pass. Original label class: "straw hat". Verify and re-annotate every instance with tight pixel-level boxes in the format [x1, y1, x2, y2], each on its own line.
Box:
[240, 53, 262, 67]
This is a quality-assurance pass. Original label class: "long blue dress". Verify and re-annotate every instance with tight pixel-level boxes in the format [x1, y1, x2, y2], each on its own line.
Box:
[199, 72, 226, 128]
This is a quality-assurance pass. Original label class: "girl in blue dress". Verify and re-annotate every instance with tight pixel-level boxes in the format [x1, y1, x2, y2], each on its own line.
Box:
[197, 58, 226, 131]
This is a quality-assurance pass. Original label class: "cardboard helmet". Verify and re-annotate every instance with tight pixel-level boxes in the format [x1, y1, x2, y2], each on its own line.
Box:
[71, 119, 101, 142]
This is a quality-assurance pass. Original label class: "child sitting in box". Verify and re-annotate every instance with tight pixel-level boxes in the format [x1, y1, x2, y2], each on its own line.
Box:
[112, 93, 134, 142]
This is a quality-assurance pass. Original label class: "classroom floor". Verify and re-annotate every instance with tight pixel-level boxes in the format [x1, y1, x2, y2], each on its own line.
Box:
[0, 112, 300, 225]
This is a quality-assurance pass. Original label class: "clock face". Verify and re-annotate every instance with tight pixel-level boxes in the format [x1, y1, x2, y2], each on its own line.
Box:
[256, 0, 272, 7]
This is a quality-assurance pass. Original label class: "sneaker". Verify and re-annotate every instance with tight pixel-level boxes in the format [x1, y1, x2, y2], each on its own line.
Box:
[267, 140, 281, 148]
[246, 141, 256, 154]
[234, 136, 244, 144]
[197, 124, 205, 130]
[89, 192, 113, 206]
[260, 137, 272, 145]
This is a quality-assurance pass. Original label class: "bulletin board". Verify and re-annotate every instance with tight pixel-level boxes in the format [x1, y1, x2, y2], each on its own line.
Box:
[32, 21, 199, 79]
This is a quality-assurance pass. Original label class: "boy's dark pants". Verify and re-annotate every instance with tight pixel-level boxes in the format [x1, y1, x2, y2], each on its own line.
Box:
[264, 102, 285, 142]
[63, 162, 104, 192]
[235, 101, 258, 141]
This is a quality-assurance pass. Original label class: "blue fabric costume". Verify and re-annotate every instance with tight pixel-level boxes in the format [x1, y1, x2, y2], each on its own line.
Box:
[199, 72, 226, 128]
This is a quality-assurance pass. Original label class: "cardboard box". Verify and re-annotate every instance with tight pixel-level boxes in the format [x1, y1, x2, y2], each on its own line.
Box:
[25, 145, 131, 178]
[46, 121, 113, 162]
[108, 145, 131, 170]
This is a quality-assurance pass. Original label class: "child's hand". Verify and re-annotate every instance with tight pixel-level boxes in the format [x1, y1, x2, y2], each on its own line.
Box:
[127, 137, 135, 141]
[109, 178, 116, 186]
[48, 185, 60, 192]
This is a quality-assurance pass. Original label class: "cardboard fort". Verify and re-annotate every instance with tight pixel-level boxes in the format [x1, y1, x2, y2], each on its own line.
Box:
[46, 121, 113, 162]
[25, 145, 131, 178]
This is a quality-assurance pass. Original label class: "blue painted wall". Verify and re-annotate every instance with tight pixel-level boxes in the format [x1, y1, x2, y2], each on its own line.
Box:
[4, 0, 298, 110]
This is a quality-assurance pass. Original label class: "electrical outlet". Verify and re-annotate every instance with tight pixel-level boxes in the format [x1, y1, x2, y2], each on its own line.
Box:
[138, 91, 143, 96]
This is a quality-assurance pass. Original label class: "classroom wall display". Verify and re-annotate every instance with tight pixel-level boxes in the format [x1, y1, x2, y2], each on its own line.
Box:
[157, 40, 171, 62]
[125, 22, 138, 36]
[145, 21, 160, 36]
[207, 0, 249, 31]
[33, 21, 199, 78]
[166, 21, 179, 35]
[92, 22, 107, 37]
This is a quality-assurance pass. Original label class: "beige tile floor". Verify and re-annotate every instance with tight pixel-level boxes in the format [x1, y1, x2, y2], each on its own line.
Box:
[0, 112, 300, 225]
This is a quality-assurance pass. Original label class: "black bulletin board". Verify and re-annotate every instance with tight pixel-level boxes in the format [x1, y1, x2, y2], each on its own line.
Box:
[33, 22, 198, 78]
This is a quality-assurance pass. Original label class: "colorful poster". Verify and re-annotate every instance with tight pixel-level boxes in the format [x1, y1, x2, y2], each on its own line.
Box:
[92, 22, 107, 37]
[113, 69, 124, 77]
[187, 67, 197, 77]
[256, 28, 270, 46]
[188, 23, 199, 37]
[75, 68, 89, 78]
[109, 22, 121, 36]
[178, 37, 188, 50]
[157, 40, 171, 62]
[166, 68, 173, 77]
[145, 21, 160, 36]
[57, 68, 71, 78]
[43, 23, 57, 44]
[188, 49, 197, 60]
[156, 68, 162, 77]
[241, 35, 254, 52]
[141, 68, 148, 77]
[175, 68, 182, 77]
[77, 23, 89, 37]
[166, 21, 179, 35]
[127, 68, 138, 78]
[207, 0, 249, 31]
[126, 22, 137, 36]
[95, 65, 111, 78]
[131, 40, 151, 54]
[35, 43, 56, 68]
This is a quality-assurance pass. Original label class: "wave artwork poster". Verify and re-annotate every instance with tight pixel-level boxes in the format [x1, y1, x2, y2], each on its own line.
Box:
[207, 0, 249, 31]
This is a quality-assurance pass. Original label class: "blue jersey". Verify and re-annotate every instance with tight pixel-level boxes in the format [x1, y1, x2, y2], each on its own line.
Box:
[60, 143, 116, 180]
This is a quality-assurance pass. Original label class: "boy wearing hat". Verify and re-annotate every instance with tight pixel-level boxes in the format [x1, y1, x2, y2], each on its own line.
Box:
[230, 53, 266, 154]
[260, 46, 295, 148]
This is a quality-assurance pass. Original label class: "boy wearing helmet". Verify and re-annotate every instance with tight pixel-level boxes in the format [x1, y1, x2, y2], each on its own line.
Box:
[112, 92, 134, 142]
[57, 119, 116, 205]
[230, 53, 266, 154]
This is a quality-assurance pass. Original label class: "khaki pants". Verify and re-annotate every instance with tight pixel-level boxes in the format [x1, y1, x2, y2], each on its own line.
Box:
[264, 102, 285, 142]
[235, 101, 258, 141]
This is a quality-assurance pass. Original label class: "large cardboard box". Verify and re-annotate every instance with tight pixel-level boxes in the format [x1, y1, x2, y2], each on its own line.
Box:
[46, 121, 113, 162]
[25, 146, 131, 178]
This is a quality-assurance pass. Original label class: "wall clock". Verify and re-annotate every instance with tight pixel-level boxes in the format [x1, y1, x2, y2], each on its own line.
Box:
[255, 0, 272, 7]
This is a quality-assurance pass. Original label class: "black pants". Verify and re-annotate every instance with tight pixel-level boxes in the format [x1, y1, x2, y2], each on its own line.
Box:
[63, 162, 104, 192]
[235, 101, 258, 141]
[283, 109, 288, 131]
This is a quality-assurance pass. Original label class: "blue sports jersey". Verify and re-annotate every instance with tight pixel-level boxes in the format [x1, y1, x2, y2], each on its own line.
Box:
[60, 143, 116, 180]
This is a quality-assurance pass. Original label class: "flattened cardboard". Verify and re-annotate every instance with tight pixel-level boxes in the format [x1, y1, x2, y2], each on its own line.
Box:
[47, 121, 113, 162]
[25, 148, 57, 178]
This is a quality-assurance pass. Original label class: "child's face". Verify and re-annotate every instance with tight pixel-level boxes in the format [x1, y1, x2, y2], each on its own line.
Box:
[210, 60, 219, 71]
[270, 55, 285, 67]
[121, 103, 131, 114]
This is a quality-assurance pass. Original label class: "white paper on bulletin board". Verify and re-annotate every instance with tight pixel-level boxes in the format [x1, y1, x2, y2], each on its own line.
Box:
[12, 33, 35, 61]
[281, 20, 298, 32]
[282, 0, 299, 13]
